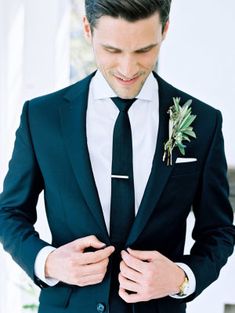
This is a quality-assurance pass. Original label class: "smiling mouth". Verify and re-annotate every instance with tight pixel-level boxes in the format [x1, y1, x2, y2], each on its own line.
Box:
[114, 75, 139, 85]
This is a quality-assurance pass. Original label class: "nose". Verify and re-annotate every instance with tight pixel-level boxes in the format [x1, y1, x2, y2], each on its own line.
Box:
[117, 54, 139, 79]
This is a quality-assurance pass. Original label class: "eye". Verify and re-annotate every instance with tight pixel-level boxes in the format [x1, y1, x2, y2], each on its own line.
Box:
[135, 44, 158, 54]
[136, 47, 152, 54]
[104, 47, 121, 54]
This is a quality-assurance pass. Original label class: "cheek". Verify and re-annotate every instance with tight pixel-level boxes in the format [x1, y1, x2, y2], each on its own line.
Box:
[97, 58, 118, 73]
[94, 49, 117, 70]
[139, 50, 160, 68]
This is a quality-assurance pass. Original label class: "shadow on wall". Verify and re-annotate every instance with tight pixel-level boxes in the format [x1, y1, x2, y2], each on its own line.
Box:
[228, 169, 235, 212]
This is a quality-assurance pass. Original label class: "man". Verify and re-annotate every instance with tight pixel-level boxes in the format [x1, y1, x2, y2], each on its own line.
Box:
[0, 1, 234, 313]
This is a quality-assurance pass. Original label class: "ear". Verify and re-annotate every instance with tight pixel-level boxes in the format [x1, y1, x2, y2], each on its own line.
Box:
[162, 20, 170, 40]
[83, 16, 92, 43]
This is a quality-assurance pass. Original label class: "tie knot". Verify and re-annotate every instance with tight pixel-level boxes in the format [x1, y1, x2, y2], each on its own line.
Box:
[111, 97, 136, 112]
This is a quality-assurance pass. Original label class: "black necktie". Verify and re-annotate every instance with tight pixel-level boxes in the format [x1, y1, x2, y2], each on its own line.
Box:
[110, 97, 136, 249]
[109, 97, 136, 313]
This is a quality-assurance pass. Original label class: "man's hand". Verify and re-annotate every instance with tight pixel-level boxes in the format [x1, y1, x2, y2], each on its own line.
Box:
[45, 235, 115, 286]
[118, 248, 185, 303]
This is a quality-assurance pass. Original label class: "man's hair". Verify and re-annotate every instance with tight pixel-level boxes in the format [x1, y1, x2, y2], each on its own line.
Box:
[85, 0, 172, 32]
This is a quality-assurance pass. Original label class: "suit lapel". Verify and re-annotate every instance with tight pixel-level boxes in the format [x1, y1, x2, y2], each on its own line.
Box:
[59, 73, 110, 241]
[126, 74, 178, 247]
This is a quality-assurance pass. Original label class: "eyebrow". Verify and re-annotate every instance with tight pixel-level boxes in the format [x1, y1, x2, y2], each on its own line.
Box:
[101, 43, 159, 53]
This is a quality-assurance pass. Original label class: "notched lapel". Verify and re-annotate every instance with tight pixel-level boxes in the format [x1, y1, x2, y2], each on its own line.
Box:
[126, 74, 178, 247]
[59, 73, 109, 240]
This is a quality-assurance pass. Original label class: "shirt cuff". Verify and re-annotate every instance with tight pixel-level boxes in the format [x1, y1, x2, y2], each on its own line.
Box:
[34, 246, 59, 287]
[170, 262, 196, 299]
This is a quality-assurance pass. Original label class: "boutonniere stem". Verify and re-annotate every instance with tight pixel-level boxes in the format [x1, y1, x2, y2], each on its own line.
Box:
[163, 97, 197, 166]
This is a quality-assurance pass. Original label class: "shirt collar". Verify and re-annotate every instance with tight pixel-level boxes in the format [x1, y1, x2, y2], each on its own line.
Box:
[91, 70, 158, 101]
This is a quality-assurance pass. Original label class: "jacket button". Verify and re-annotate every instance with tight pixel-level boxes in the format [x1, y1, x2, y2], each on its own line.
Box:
[96, 302, 106, 313]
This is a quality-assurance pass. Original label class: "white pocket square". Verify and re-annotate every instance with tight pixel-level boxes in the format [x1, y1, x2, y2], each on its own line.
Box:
[176, 157, 197, 164]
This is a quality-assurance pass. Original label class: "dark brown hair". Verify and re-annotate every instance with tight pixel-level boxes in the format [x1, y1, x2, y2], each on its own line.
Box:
[85, 0, 172, 32]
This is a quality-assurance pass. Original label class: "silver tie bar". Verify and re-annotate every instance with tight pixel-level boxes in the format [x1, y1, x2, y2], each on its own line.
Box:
[111, 175, 129, 179]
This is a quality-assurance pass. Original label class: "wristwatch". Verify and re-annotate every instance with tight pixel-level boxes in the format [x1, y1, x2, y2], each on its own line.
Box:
[177, 275, 189, 297]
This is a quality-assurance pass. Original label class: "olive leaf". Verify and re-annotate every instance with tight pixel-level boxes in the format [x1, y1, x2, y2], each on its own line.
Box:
[163, 97, 197, 166]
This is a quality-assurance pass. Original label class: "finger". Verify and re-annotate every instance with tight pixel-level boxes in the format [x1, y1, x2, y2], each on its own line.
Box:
[120, 260, 142, 283]
[121, 250, 147, 273]
[77, 273, 105, 287]
[127, 248, 156, 262]
[79, 245, 115, 264]
[118, 273, 139, 293]
[119, 287, 142, 303]
[80, 258, 109, 276]
[73, 235, 107, 252]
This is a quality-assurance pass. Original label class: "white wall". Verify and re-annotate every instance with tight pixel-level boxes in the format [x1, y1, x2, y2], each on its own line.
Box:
[0, 0, 24, 179]
[0, 1, 71, 312]
[23, 0, 71, 100]
[159, 0, 235, 167]
[0, 1, 25, 311]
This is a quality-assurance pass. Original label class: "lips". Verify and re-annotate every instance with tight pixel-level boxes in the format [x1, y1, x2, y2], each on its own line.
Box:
[114, 75, 139, 85]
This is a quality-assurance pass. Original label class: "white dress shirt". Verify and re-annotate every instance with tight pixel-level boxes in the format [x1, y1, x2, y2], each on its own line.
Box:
[87, 71, 159, 233]
[34, 71, 196, 298]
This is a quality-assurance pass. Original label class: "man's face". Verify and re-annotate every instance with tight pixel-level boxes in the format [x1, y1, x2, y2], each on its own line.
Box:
[83, 13, 169, 99]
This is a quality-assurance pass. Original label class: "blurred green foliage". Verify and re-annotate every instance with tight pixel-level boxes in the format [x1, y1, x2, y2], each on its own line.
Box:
[70, 0, 96, 82]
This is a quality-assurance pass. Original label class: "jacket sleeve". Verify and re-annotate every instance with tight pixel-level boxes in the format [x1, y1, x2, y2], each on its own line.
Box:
[0, 101, 50, 283]
[180, 110, 235, 301]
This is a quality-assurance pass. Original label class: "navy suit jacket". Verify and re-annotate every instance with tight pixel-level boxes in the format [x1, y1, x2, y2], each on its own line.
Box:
[0, 72, 234, 313]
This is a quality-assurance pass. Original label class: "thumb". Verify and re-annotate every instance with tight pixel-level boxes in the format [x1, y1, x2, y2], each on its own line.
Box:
[75, 235, 106, 252]
[127, 248, 156, 262]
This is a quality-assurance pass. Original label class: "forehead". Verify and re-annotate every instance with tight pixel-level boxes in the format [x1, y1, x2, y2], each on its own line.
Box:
[92, 13, 163, 50]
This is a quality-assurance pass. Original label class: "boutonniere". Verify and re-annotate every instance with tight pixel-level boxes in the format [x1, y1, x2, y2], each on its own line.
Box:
[163, 97, 197, 166]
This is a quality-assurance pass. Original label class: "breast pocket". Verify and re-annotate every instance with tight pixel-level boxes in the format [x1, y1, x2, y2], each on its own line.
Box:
[171, 161, 199, 177]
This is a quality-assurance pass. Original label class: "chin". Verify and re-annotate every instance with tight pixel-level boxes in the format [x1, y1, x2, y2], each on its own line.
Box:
[114, 86, 140, 98]
[116, 92, 137, 99]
